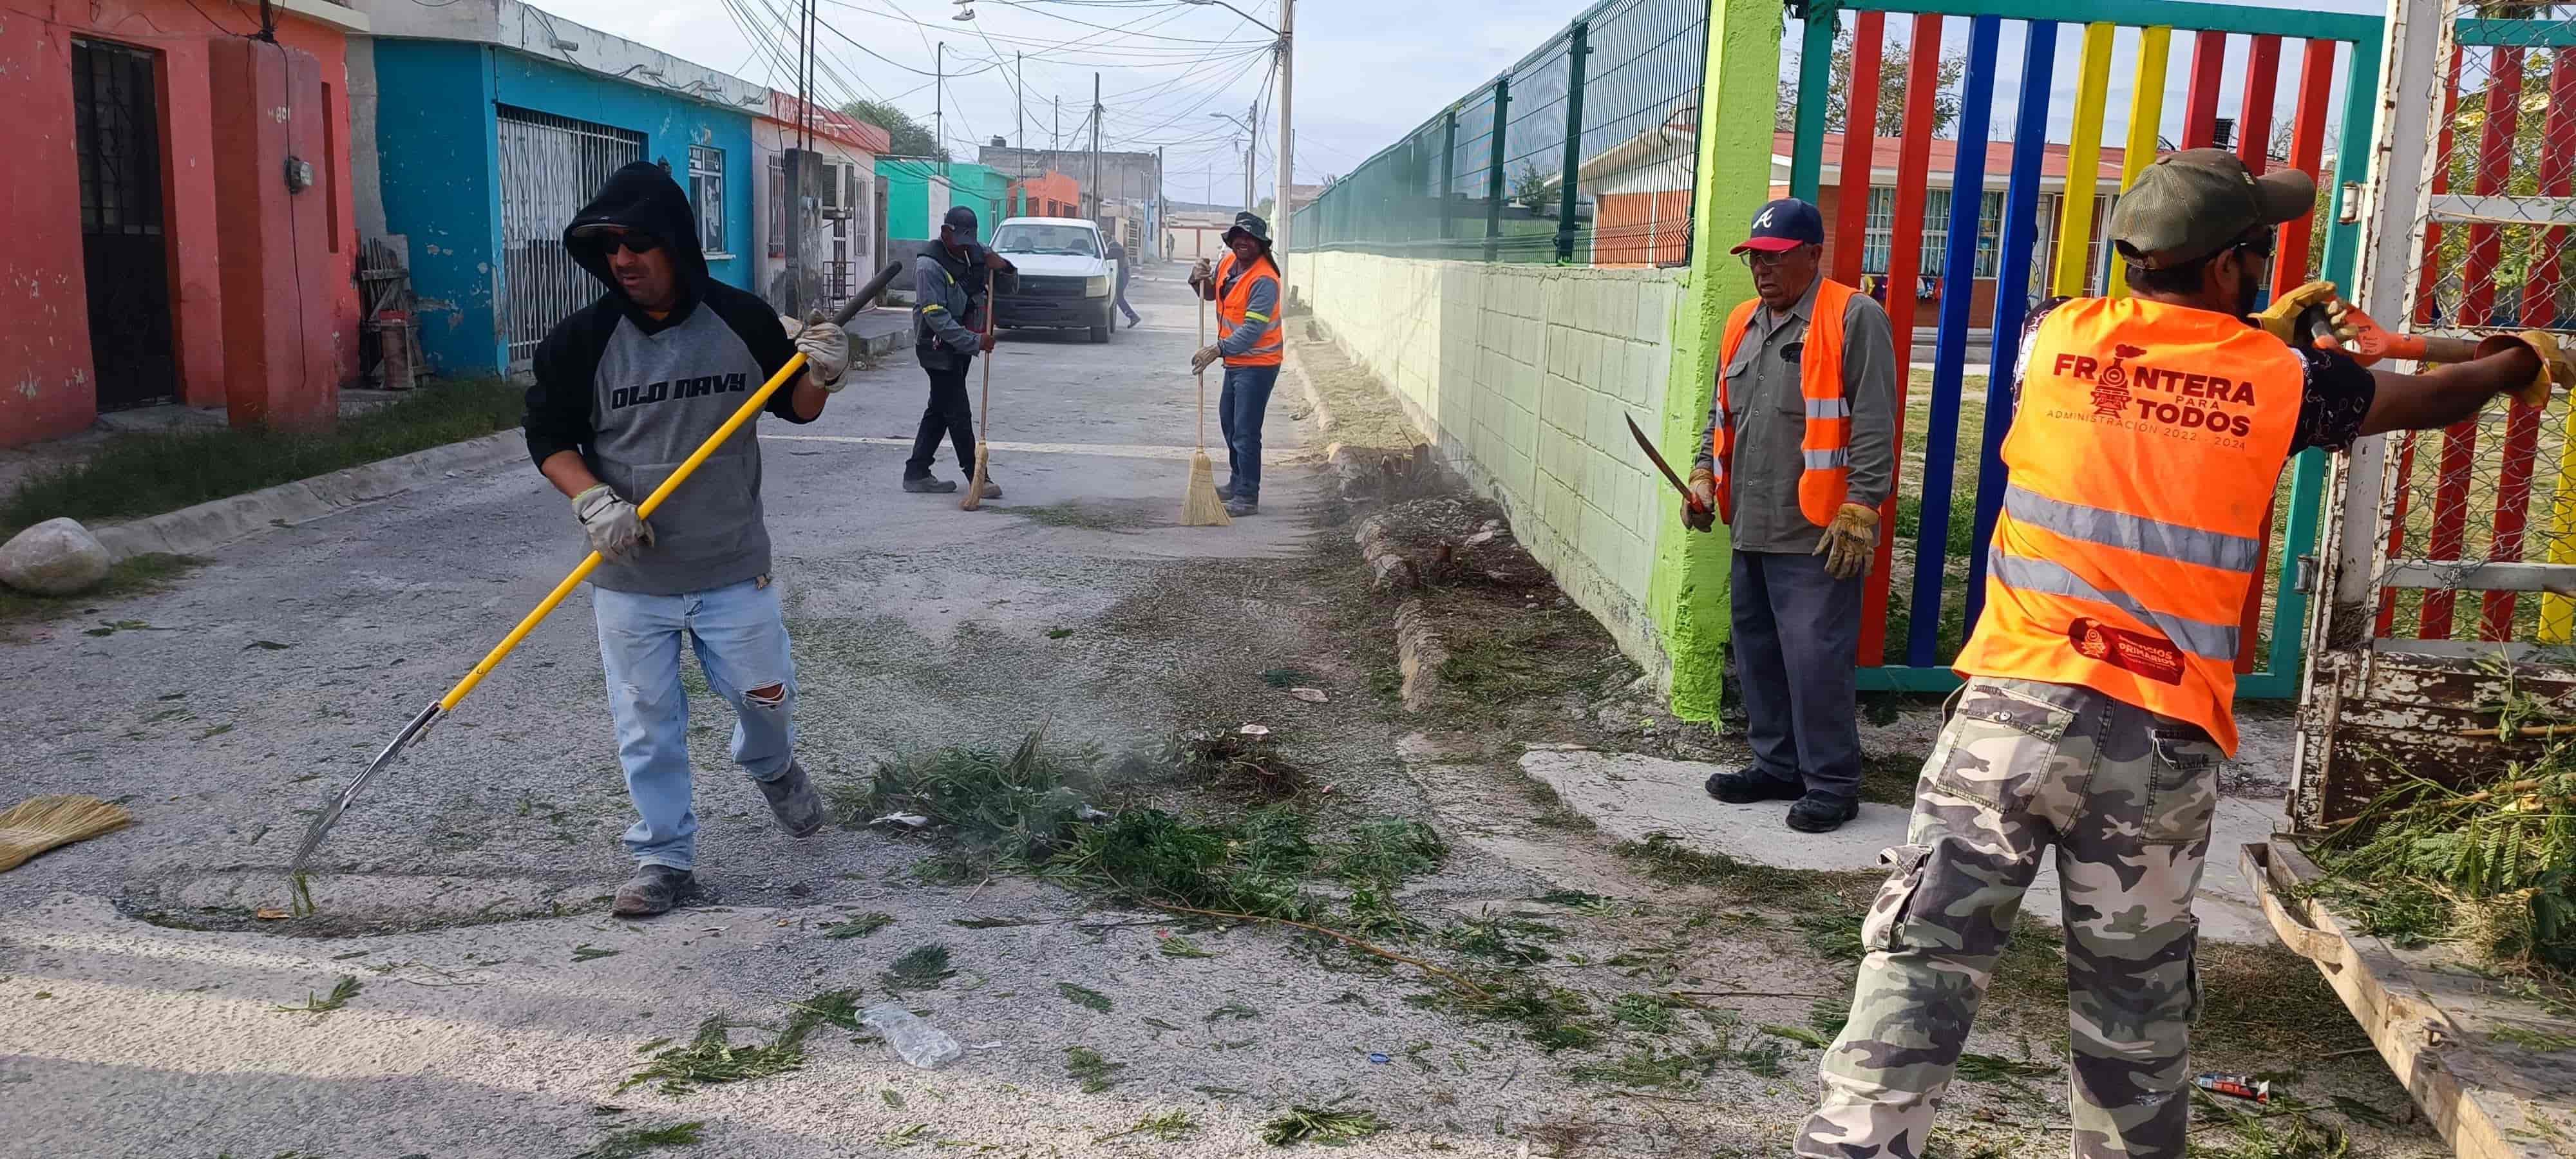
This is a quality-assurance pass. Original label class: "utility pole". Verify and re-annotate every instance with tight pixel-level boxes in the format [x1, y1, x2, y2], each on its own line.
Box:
[1015, 52, 1024, 153]
[1090, 72, 1102, 224]
[784, 0, 815, 316]
[934, 42, 945, 180]
[1274, 0, 1294, 261]
[1245, 100, 1258, 214]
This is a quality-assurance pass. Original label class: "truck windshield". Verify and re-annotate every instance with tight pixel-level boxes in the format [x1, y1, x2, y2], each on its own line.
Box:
[991, 224, 1099, 258]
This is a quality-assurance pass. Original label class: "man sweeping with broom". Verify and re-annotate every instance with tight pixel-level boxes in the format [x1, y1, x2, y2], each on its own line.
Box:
[522, 161, 851, 918]
[907, 205, 1009, 499]
[1187, 211, 1284, 518]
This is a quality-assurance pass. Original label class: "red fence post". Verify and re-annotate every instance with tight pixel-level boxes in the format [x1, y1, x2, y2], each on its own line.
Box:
[2181, 30, 2228, 148]
[1858, 13, 1943, 666]
[1831, 12, 1884, 290]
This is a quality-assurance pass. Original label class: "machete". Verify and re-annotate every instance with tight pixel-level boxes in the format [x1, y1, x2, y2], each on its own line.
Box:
[289, 260, 909, 876]
[1624, 414, 1710, 519]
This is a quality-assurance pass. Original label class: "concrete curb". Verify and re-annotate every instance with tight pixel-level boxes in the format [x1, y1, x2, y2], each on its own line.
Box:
[1283, 338, 1379, 500]
[92, 431, 526, 561]
[1353, 511, 1448, 710]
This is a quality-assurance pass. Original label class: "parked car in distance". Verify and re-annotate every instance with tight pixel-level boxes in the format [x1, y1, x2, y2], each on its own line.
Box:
[989, 217, 1117, 343]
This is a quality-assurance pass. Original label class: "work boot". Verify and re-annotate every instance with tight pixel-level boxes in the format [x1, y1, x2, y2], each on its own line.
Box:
[1214, 481, 1236, 501]
[756, 760, 825, 838]
[1224, 496, 1257, 518]
[1124, 314, 1141, 330]
[612, 864, 696, 918]
[1705, 767, 1805, 804]
[1785, 791, 1861, 834]
[904, 475, 958, 494]
[974, 477, 1003, 500]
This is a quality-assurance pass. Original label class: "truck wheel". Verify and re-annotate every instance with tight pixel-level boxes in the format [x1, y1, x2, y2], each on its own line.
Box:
[1090, 324, 1110, 344]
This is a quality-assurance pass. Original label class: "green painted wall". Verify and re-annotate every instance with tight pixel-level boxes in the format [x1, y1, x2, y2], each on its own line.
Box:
[1649, 0, 1782, 722]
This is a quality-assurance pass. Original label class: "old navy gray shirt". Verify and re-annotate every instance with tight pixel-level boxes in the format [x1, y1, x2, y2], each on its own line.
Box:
[586, 307, 774, 596]
[1693, 278, 1898, 555]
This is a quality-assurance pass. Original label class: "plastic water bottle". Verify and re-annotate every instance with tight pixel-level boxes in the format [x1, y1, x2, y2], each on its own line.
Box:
[860, 1003, 962, 1069]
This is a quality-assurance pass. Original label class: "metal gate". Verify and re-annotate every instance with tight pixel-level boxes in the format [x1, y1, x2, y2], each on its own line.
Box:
[72, 37, 178, 412]
[497, 106, 643, 370]
[2293, 0, 2576, 831]
[1783, 0, 2385, 696]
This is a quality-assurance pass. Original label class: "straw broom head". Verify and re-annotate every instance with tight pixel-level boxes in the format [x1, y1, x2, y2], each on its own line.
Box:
[961, 446, 990, 512]
[1182, 448, 1232, 526]
[0, 795, 135, 872]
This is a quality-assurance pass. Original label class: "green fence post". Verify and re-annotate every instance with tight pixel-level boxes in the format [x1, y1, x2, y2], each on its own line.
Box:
[1484, 76, 1511, 262]
[1650, 0, 1786, 722]
[1788, 1, 1837, 202]
[1439, 107, 1457, 246]
[1555, 21, 1591, 265]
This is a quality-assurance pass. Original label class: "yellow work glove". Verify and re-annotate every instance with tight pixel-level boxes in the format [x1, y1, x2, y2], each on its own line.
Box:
[1815, 502, 1879, 580]
[2254, 279, 2338, 345]
[1684, 467, 1716, 533]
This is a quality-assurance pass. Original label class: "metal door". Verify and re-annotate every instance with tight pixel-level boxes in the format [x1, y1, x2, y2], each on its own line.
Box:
[72, 38, 176, 412]
[497, 106, 643, 371]
[2292, 0, 2576, 832]
[1781, 0, 2384, 696]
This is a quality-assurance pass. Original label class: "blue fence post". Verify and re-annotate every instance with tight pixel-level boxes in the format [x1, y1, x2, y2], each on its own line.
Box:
[1906, 12, 2003, 666]
[1964, 19, 2059, 639]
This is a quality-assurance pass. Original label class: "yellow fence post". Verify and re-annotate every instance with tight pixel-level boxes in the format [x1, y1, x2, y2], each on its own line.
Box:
[2052, 23, 2117, 297]
[2107, 26, 2172, 300]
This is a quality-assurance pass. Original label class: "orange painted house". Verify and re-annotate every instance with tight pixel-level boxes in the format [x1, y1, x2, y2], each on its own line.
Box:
[1, 0, 365, 447]
[1010, 171, 1082, 220]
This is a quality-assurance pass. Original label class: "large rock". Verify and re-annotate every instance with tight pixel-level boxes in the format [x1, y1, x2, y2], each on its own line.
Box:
[0, 518, 112, 595]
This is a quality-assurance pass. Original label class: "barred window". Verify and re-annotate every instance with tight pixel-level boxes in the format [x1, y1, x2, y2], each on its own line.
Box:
[1975, 191, 2005, 278]
[1920, 189, 1953, 277]
[689, 144, 727, 255]
[1862, 187, 1894, 274]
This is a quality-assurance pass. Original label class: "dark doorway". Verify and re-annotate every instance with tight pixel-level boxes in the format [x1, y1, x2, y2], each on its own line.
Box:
[73, 38, 178, 413]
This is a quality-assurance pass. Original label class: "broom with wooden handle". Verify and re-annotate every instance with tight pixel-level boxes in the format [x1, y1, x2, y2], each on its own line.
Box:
[961, 306, 996, 511]
[288, 261, 908, 876]
[1182, 280, 1232, 527]
[0, 795, 133, 872]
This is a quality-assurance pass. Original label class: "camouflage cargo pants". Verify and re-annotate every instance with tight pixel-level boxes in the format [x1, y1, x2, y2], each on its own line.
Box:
[1795, 677, 2221, 1159]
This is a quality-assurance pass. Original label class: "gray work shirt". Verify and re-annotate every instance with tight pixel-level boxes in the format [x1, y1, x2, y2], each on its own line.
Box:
[1693, 278, 1898, 554]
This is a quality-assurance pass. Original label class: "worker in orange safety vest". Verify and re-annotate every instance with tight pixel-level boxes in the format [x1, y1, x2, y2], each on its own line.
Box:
[1686, 196, 1900, 835]
[1796, 149, 2576, 1159]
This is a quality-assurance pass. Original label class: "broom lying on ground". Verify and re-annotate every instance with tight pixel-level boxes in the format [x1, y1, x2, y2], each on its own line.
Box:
[0, 795, 133, 872]
[1182, 287, 1231, 527]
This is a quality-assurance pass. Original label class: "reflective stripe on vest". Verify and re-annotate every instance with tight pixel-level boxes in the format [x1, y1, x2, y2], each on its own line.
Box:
[1709, 278, 1858, 527]
[1217, 252, 1284, 368]
[1951, 296, 2306, 756]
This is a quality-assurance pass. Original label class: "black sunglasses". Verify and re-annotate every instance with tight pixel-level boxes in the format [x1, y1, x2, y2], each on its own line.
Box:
[596, 230, 666, 256]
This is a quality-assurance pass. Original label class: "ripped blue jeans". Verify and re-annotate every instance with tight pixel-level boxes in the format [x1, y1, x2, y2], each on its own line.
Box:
[592, 577, 798, 871]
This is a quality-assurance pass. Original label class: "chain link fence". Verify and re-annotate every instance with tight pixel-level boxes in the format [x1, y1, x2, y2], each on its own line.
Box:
[2379, 1, 2576, 644]
[1290, 0, 1707, 265]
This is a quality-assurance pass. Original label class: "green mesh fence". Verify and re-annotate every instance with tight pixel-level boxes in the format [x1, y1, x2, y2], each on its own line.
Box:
[1292, 0, 1708, 265]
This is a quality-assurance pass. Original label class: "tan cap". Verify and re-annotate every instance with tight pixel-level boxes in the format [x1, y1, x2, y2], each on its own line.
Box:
[2109, 149, 2316, 269]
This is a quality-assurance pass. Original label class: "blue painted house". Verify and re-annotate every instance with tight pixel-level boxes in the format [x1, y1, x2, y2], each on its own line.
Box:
[359, 0, 763, 375]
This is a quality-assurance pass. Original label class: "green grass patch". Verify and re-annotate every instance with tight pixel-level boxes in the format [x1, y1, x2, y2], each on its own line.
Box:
[0, 553, 202, 630]
[1330, 818, 1448, 886]
[1, 377, 522, 536]
[828, 728, 1104, 869]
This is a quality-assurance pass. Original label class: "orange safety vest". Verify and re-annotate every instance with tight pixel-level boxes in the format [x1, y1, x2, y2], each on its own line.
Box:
[1952, 297, 2306, 755]
[1709, 278, 1857, 527]
[1215, 251, 1283, 368]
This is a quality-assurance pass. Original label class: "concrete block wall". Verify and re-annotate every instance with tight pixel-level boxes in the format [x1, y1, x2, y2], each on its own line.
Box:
[1290, 251, 1682, 682]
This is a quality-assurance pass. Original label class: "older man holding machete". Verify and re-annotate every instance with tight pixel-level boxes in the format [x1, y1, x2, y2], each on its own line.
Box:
[1680, 197, 1899, 835]
[522, 161, 851, 917]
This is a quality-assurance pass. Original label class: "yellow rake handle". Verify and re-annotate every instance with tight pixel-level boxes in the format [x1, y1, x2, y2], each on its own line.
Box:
[436, 261, 905, 713]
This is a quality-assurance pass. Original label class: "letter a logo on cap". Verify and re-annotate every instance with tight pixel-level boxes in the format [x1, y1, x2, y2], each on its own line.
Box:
[1755, 207, 1777, 229]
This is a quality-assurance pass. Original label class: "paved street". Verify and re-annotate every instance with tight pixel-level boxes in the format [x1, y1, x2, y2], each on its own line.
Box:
[0, 267, 1466, 1157]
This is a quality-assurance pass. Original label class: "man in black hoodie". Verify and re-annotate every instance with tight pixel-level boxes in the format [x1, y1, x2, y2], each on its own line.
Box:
[522, 161, 851, 917]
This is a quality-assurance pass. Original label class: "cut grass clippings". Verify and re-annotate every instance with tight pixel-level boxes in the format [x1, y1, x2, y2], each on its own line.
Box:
[1065, 1046, 1128, 1093]
[0, 377, 522, 536]
[829, 727, 1104, 870]
[880, 945, 956, 992]
[274, 975, 362, 1017]
[1258, 1106, 1385, 1147]
[620, 1016, 807, 1097]
[823, 912, 894, 939]
[0, 553, 202, 630]
[1057, 982, 1113, 1012]
[572, 1121, 706, 1159]
[1095, 1110, 1199, 1144]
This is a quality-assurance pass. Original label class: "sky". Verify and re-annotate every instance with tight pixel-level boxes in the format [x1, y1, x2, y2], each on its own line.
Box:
[533, 0, 1580, 205]
[535, 0, 2398, 207]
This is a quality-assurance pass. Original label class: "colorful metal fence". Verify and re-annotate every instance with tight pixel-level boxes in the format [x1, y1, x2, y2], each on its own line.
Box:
[2367, 8, 2576, 646]
[1784, 0, 2383, 695]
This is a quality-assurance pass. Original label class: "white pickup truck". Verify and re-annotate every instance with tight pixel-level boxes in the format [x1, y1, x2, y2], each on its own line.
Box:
[989, 216, 1118, 343]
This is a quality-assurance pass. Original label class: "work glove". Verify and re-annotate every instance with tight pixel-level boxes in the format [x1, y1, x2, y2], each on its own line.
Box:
[1684, 468, 1717, 533]
[1189, 258, 1213, 286]
[2476, 329, 2576, 409]
[572, 484, 653, 563]
[1191, 344, 1223, 375]
[1814, 502, 1879, 580]
[780, 312, 850, 391]
[2254, 279, 2340, 346]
